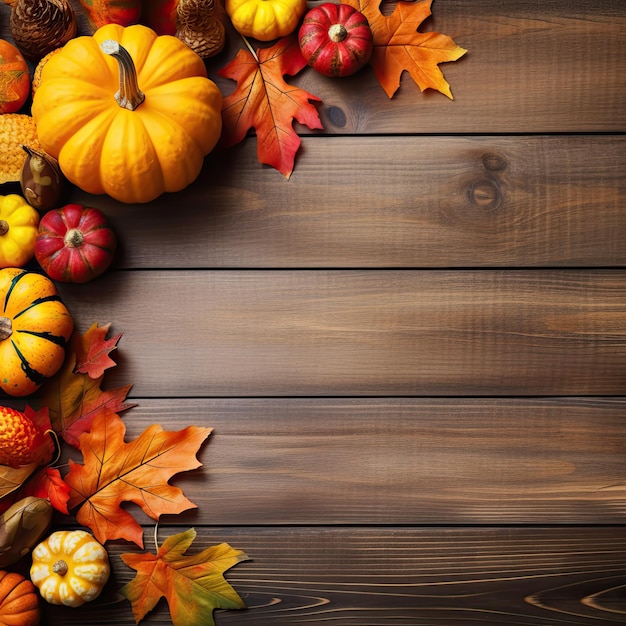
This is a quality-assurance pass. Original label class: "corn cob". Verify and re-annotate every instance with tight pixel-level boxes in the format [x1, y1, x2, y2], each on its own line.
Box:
[0, 113, 42, 184]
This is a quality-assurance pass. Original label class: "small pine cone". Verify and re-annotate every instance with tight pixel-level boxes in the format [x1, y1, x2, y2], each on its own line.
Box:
[10, 0, 77, 61]
[176, 0, 226, 60]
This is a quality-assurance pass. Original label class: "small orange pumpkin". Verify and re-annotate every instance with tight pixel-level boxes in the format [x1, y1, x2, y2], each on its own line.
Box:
[0, 570, 40, 626]
[0, 39, 30, 114]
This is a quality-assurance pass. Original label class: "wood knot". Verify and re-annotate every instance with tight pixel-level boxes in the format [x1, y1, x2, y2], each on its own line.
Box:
[468, 179, 502, 211]
[327, 106, 347, 128]
[482, 152, 508, 172]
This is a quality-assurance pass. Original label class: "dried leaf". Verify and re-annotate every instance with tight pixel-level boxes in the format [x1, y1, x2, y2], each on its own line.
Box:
[3, 467, 71, 515]
[218, 37, 323, 178]
[121, 528, 247, 626]
[39, 349, 135, 448]
[345, 0, 467, 98]
[65, 413, 212, 547]
[0, 463, 38, 504]
[74, 322, 122, 379]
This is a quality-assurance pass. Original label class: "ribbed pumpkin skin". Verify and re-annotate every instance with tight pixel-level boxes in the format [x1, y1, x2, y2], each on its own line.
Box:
[35, 204, 117, 284]
[0, 570, 40, 626]
[299, 3, 373, 77]
[31, 24, 223, 204]
[0, 268, 74, 397]
[30, 530, 110, 608]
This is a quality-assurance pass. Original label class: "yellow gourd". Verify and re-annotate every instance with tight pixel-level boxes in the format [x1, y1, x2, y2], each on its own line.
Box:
[0, 195, 40, 269]
[225, 0, 307, 41]
[31, 23, 223, 204]
[29, 530, 110, 608]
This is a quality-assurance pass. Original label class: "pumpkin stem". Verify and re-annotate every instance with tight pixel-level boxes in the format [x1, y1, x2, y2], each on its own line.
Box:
[0, 316, 11, 340]
[53, 560, 69, 576]
[0, 220, 9, 236]
[64, 228, 84, 248]
[328, 24, 348, 43]
[100, 39, 146, 111]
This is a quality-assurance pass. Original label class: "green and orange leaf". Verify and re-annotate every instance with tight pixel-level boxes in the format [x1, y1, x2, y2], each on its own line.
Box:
[121, 528, 248, 626]
[65, 413, 212, 547]
[218, 36, 323, 178]
[345, 0, 467, 98]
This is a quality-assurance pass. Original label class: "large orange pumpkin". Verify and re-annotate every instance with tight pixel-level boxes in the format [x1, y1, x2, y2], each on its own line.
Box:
[31, 24, 223, 204]
[0, 39, 30, 114]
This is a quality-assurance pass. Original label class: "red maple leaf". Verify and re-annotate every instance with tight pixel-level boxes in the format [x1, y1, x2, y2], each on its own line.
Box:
[74, 322, 122, 379]
[218, 37, 323, 178]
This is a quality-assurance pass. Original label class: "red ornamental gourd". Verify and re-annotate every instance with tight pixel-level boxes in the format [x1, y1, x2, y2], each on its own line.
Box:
[34, 204, 116, 283]
[298, 2, 373, 78]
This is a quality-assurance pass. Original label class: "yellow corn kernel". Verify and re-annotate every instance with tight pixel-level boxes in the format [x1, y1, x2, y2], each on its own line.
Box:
[0, 114, 42, 184]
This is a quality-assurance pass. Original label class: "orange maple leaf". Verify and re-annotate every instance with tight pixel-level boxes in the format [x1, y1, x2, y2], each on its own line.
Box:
[218, 37, 323, 178]
[345, 0, 467, 98]
[65, 413, 212, 547]
[74, 322, 122, 379]
[121, 528, 248, 626]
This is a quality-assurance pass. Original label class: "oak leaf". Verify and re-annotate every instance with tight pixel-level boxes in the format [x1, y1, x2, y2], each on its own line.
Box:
[218, 37, 323, 178]
[121, 528, 248, 626]
[345, 0, 467, 98]
[74, 322, 122, 379]
[65, 413, 212, 547]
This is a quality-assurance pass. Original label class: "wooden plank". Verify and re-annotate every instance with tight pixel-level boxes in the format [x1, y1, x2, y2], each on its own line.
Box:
[68, 135, 626, 268]
[30, 397, 623, 526]
[38, 526, 626, 625]
[55, 269, 626, 396]
[1, 1, 624, 134]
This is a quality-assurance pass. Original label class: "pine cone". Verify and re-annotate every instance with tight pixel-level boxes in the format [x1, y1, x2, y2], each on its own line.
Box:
[9, 0, 77, 61]
[176, 0, 226, 60]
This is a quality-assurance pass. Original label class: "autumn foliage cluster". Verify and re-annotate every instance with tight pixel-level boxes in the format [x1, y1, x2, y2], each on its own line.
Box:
[219, 0, 466, 177]
[0, 323, 247, 625]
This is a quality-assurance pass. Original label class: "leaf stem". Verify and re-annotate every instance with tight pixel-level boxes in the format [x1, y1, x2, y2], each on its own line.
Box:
[241, 35, 259, 62]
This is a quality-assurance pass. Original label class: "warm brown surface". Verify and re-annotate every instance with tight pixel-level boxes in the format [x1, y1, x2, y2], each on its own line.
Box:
[1, 1, 625, 624]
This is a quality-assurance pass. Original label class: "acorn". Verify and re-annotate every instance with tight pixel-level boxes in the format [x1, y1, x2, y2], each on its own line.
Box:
[8, 0, 77, 61]
[176, 0, 226, 60]
[20, 145, 66, 212]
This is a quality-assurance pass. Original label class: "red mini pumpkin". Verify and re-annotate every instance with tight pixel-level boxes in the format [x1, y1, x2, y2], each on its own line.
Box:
[298, 2, 373, 78]
[0, 39, 30, 113]
[34, 204, 116, 283]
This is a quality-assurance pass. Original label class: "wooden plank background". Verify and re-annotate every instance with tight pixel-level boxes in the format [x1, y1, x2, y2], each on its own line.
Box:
[1, 1, 625, 624]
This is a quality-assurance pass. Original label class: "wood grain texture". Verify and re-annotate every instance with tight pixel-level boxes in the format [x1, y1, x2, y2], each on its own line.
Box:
[34, 527, 626, 625]
[59, 135, 626, 269]
[56, 269, 626, 396]
[32, 397, 622, 526]
[0, 2, 624, 625]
